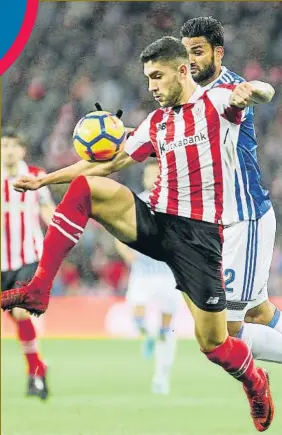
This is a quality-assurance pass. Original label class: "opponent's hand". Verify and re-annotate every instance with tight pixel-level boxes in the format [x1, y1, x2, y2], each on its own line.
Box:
[229, 82, 254, 108]
[13, 175, 42, 192]
[95, 102, 123, 119]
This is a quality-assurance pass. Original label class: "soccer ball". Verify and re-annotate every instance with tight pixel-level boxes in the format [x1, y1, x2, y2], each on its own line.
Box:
[73, 111, 126, 162]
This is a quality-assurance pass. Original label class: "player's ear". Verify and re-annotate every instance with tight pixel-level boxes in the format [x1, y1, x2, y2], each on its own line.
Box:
[215, 46, 224, 61]
[178, 63, 189, 78]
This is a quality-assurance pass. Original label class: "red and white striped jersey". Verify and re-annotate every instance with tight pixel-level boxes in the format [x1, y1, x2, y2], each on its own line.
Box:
[124, 84, 246, 225]
[1, 161, 52, 272]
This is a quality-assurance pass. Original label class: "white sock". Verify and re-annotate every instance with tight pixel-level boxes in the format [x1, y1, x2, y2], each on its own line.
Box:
[268, 308, 282, 334]
[240, 323, 282, 363]
[153, 330, 177, 383]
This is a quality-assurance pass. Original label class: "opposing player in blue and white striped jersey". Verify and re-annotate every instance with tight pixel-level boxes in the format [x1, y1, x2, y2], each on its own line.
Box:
[115, 160, 182, 394]
[180, 17, 282, 364]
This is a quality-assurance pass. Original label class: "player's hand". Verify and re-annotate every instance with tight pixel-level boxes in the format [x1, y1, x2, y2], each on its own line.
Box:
[229, 82, 254, 108]
[13, 175, 42, 192]
[95, 102, 123, 119]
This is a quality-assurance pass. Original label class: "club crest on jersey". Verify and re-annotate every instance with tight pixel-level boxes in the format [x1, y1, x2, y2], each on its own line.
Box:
[195, 106, 204, 120]
[158, 132, 207, 154]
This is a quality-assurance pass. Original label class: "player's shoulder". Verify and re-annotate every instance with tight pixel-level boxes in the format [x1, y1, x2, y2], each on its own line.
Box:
[203, 83, 234, 101]
[219, 68, 245, 85]
[133, 109, 161, 132]
[27, 165, 46, 176]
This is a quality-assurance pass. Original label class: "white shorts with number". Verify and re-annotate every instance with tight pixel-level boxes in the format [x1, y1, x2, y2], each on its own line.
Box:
[222, 207, 276, 322]
[126, 273, 181, 315]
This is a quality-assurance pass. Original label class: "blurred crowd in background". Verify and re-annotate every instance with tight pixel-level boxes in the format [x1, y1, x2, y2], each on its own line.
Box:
[2, 2, 282, 296]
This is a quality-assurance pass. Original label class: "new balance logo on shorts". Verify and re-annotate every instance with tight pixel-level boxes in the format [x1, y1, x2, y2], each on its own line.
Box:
[206, 296, 219, 305]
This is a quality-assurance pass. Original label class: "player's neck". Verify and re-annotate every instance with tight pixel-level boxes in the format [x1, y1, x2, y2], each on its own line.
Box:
[180, 77, 197, 104]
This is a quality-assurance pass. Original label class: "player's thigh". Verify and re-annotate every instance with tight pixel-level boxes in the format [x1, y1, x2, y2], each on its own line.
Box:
[182, 292, 228, 352]
[159, 216, 227, 351]
[227, 283, 271, 325]
[87, 176, 137, 243]
[223, 208, 276, 310]
[164, 215, 226, 315]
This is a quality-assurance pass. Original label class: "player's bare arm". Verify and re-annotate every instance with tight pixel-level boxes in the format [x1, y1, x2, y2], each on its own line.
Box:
[13, 150, 136, 192]
[229, 81, 275, 108]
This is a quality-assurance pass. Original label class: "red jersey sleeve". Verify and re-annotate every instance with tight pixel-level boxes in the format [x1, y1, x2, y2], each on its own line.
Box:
[124, 113, 155, 162]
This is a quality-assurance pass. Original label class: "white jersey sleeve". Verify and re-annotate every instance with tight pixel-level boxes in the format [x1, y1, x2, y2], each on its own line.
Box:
[123, 112, 155, 162]
[206, 84, 247, 125]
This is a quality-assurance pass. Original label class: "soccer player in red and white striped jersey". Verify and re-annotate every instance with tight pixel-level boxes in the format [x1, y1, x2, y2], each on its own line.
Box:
[1, 128, 55, 399]
[2, 37, 275, 430]
[125, 83, 247, 225]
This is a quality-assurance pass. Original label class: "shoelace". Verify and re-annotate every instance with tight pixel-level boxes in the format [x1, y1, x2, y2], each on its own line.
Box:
[251, 396, 268, 418]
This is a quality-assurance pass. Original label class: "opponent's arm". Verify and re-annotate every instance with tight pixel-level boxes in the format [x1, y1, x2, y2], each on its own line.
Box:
[13, 150, 136, 192]
[229, 81, 275, 108]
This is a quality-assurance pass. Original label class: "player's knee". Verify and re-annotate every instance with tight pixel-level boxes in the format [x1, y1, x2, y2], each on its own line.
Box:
[245, 300, 275, 325]
[227, 321, 243, 337]
[87, 176, 122, 202]
[12, 307, 30, 320]
[195, 329, 226, 353]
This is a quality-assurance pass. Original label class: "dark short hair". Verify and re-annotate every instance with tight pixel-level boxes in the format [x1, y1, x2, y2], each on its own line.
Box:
[140, 36, 188, 64]
[1, 127, 27, 147]
[180, 17, 224, 48]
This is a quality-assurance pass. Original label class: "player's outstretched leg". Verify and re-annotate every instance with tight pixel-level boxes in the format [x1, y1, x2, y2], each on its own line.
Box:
[1, 175, 137, 315]
[183, 294, 275, 432]
[245, 300, 282, 335]
[228, 321, 282, 364]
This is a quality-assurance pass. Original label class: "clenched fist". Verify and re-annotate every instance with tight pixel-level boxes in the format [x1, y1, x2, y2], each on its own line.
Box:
[229, 82, 254, 108]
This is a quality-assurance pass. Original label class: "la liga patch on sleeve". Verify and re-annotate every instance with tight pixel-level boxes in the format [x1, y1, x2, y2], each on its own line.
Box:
[0, 0, 38, 76]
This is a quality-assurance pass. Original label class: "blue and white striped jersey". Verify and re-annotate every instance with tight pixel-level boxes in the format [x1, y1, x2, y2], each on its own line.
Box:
[201, 66, 272, 221]
[129, 190, 174, 277]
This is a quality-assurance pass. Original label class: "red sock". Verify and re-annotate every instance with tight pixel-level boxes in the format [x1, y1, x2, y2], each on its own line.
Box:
[205, 336, 263, 392]
[17, 318, 46, 377]
[32, 175, 91, 286]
